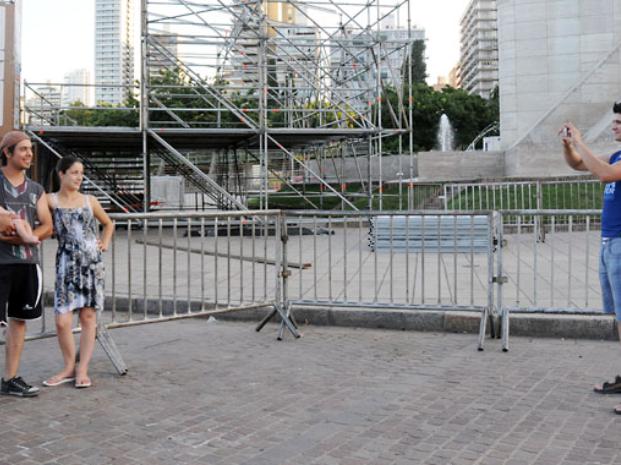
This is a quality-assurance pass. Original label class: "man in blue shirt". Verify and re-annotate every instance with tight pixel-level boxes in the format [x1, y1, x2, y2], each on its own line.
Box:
[562, 102, 621, 414]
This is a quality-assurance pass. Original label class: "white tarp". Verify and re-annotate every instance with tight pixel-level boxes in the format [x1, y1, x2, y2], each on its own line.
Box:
[151, 175, 185, 209]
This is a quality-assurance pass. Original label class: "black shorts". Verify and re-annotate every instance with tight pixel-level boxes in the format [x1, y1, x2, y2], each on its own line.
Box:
[0, 263, 43, 324]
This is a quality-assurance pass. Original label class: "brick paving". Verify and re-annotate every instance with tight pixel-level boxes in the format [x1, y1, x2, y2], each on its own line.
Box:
[2, 320, 621, 465]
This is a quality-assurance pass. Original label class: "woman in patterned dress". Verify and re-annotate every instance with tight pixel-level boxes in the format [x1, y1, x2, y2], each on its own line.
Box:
[43, 156, 114, 389]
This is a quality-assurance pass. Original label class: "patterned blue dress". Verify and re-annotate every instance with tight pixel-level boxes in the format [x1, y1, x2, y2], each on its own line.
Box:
[52, 194, 104, 314]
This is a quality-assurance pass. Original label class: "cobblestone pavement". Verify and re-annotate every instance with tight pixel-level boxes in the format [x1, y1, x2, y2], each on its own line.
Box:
[2, 320, 621, 465]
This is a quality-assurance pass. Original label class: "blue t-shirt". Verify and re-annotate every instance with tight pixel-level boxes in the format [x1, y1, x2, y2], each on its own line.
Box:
[602, 150, 621, 237]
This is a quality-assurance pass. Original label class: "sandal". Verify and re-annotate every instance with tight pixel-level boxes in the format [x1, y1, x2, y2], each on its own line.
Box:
[594, 375, 621, 394]
[42, 376, 75, 387]
[75, 378, 92, 389]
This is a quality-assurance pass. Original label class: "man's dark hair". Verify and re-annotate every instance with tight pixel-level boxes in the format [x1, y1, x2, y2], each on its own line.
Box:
[1, 144, 16, 167]
[613, 101, 621, 114]
[56, 155, 82, 174]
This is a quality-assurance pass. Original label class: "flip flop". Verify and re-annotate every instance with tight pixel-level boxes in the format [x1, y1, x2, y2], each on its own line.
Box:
[75, 380, 92, 389]
[42, 376, 76, 387]
[594, 376, 621, 394]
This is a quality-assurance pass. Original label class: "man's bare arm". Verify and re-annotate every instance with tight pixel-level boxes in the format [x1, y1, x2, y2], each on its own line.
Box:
[562, 122, 619, 180]
[0, 210, 15, 235]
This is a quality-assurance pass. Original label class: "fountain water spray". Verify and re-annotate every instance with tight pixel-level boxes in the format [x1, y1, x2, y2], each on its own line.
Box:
[437, 113, 455, 151]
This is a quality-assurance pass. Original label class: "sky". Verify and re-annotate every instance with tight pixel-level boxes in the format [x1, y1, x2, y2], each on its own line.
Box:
[19, 0, 469, 85]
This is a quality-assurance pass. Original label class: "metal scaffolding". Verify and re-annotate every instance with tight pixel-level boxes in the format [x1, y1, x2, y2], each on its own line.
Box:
[24, 0, 415, 211]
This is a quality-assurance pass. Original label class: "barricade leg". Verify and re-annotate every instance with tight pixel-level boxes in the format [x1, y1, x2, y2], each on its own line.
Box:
[256, 304, 300, 339]
[501, 307, 509, 352]
[97, 323, 128, 375]
[477, 307, 489, 351]
[277, 303, 300, 341]
[255, 308, 277, 332]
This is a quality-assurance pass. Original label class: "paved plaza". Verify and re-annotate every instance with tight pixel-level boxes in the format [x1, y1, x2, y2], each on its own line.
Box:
[2, 319, 621, 465]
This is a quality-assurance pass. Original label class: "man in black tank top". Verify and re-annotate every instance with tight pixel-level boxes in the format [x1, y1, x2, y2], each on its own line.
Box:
[0, 131, 53, 397]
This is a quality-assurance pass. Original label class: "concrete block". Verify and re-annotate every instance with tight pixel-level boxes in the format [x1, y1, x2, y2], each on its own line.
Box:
[517, 97, 557, 116]
[515, 56, 549, 75]
[584, 66, 621, 86]
[579, 32, 615, 53]
[548, 36, 580, 56]
[514, 21, 548, 41]
[516, 76, 549, 95]
[547, 17, 581, 37]
[509, 313, 618, 340]
[547, 55, 581, 75]
[443, 311, 482, 334]
[215, 305, 621, 341]
[292, 307, 446, 332]
[580, 0, 615, 18]
[546, 0, 580, 19]
[546, 71, 580, 90]
[515, 38, 549, 57]
[514, 3, 547, 22]
[417, 151, 505, 182]
[580, 83, 620, 103]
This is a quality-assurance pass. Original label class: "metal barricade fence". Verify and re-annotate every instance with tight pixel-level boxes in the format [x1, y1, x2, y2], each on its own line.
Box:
[2, 210, 298, 373]
[495, 210, 603, 351]
[283, 211, 497, 348]
[4, 208, 605, 358]
[443, 179, 603, 212]
[104, 210, 291, 328]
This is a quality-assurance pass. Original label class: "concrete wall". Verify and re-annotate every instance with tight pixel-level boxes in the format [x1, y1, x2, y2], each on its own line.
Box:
[505, 141, 621, 177]
[306, 154, 417, 183]
[497, 0, 621, 176]
[417, 150, 504, 181]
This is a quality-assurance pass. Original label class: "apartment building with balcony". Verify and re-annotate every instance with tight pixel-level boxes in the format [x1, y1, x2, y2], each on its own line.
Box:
[457, 0, 498, 99]
[95, 0, 134, 105]
[63, 68, 92, 106]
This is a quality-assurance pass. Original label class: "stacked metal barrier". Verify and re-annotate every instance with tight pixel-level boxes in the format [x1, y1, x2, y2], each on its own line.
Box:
[368, 215, 490, 252]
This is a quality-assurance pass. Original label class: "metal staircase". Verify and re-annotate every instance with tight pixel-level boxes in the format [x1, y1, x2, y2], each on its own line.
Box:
[29, 131, 143, 213]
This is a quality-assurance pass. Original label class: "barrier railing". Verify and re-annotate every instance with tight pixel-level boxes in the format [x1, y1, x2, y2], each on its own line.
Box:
[2, 208, 608, 359]
[495, 210, 603, 351]
[2, 210, 299, 374]
[283, 210, 497, 348]
[444, 178, 603, 212]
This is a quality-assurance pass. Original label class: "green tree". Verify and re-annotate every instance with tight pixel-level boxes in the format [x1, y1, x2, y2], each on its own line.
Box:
[401, 39, 427, 85]
[377, 83, 499, 153]
[440, 86, 498, 149]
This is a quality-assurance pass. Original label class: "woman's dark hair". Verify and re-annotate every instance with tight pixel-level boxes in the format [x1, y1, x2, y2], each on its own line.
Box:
[614, 101, 621, 114]
[56, 155, 83, 174]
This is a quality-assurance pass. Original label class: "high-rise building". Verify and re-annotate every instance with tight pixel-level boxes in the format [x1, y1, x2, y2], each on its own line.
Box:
[379, 20, 425, 90]
[1, 0, 21, 134]
[95, 0, 134, 105]
[63, 68, 92, 106]
[26, 83, 61, 125]
[331, 19, 425, 111]
[149, 31, 180, 77]
[457, 0, 498, 99]
[223, 1, 301, 93]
